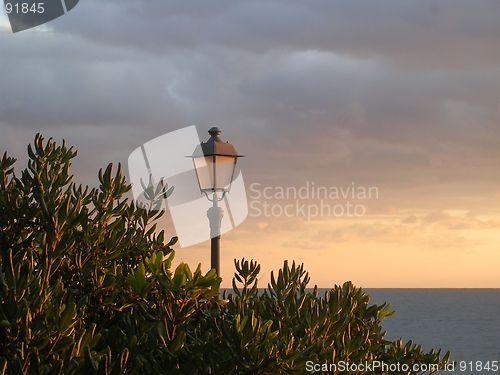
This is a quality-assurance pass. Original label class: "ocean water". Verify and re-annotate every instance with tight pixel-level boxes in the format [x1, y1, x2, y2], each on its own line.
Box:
[365, 289, 500, 374]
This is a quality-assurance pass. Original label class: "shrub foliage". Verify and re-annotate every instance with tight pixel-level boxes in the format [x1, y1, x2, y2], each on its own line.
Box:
[0, 135, 449, 374]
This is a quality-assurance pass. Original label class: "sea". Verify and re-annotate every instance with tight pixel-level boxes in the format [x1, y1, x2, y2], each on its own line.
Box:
[363, 289, 500, 374]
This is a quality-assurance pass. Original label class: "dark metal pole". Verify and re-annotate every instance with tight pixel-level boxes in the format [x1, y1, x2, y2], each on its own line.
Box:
[207, 196, 224, 275]
[210, 236, 220, 275]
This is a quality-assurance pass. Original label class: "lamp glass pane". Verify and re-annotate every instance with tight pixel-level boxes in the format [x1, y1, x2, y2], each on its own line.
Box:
[193, 156, 214, 191]
[214, 155, 237, 191]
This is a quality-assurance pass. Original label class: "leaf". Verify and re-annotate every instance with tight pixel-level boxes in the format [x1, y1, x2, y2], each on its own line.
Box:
[169, 330, 186, 352]
[59, 303, 76, 331]
[167, 236, 178, 246]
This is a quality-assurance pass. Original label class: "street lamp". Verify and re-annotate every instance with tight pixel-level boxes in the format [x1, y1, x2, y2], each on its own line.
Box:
[190, 127, 243, 275]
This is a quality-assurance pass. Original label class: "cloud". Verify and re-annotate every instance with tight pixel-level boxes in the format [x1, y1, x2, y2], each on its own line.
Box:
[2, 0, 500, 287]
[1, 0, 500, 213]
[401, 215, 418, 224]
[423, 211, 452, 224]
[51, 0, 500, 68]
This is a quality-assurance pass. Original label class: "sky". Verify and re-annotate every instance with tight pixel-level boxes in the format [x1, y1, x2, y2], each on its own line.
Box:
[1, 0, 499, 287]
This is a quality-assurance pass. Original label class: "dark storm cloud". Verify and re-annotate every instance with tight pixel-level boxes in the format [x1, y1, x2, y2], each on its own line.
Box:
[0, 0, 499, 202]
[54, 0, 500, 68]
[0, 32, 187, 128]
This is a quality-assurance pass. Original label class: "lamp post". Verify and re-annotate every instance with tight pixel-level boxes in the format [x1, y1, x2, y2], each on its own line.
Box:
[190, 127, 243, 275]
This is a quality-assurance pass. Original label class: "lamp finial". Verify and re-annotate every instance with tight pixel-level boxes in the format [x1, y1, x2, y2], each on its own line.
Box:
[208, 127, 222, 136]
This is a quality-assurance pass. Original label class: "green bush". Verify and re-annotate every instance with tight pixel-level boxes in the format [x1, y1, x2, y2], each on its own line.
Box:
[0, 135, 450, 374]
